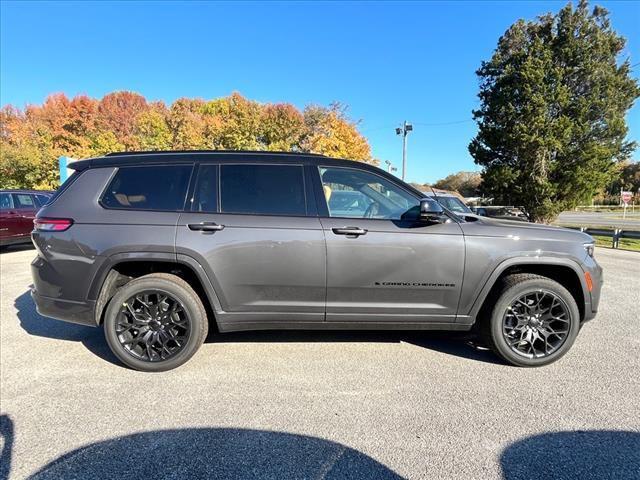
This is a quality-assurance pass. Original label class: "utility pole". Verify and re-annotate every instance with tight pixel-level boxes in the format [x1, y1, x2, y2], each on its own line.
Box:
[395, 121, 413, 181]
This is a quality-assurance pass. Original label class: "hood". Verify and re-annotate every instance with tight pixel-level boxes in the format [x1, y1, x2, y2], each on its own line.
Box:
[459, 215, 594, 243]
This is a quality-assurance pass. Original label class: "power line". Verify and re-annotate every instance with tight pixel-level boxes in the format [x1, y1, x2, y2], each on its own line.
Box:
[362, 118, 473, 132]
[413, 119, 474, 127]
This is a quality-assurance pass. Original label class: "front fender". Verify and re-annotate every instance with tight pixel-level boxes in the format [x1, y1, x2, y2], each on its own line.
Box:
[460, 256, 590, 323]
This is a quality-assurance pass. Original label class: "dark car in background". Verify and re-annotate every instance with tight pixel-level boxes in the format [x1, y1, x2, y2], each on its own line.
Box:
[1, 189, 53, 247]
[472, 206, 530, 222]
[425, 191, 473, 215]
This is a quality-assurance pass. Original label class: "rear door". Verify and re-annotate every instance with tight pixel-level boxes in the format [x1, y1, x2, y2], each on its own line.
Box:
[316, 166, 465, 324]
[11, 193, 38, 238]
[176, 162, 326, 326]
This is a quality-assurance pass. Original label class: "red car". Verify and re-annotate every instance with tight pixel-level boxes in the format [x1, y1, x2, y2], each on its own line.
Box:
[0, 189, 53, 247]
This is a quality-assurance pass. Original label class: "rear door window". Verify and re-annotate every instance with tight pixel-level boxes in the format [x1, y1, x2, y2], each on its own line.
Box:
[101, 165, 193, 211]
[12, 194, 36, 209]
[220, 164, 306, 216]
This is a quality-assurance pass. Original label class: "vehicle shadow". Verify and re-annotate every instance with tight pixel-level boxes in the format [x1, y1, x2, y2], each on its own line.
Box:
[26, 427, 403, 479]
[206, 329, 503, 365]
[14, 290, 120, 366]
[0, 243, 34, 254]
[0, 415, 14, 480]
[15, 289, 502, 367]
[500, 430, 640, 480]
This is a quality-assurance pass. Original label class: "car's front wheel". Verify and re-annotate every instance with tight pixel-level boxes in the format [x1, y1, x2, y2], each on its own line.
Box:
[480, 274, 581, 367]
[104, 273, 208, 372]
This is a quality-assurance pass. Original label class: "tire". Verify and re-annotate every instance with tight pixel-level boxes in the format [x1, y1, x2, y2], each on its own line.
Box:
[103, 273, 208, 372]
[479, 274, 580, 367]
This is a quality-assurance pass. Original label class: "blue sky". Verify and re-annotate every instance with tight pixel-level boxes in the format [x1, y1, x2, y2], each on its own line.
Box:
[1, 1, 639, 183]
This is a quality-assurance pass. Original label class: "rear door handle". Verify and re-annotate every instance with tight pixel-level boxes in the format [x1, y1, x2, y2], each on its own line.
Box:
[188, 222, 225, 232]
[332, 227, 367, 236]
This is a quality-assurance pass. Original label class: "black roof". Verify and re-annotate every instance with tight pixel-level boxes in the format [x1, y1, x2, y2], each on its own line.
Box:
[104, 149, 325, 158]
[69, 150, 370, 171]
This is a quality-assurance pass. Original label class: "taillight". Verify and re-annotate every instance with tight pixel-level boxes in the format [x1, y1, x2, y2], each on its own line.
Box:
[33, 218, 74, 232]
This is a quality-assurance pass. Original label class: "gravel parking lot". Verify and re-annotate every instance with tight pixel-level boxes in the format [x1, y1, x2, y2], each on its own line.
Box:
[1, 246, 639, 479]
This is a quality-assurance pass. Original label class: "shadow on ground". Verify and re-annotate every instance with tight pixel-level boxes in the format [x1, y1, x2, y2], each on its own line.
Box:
[14, 291, 120, 366]
[26, 427, 402, 479]
[501, 430, 640, 480]
[0, 415, 14, 480]
[15, 289, 502, 368]
[0, 243, 34, 254]
[208, 329, 502, 365]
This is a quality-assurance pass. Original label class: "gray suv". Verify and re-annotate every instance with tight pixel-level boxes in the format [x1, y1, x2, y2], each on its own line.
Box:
[31, 151, 602, 371]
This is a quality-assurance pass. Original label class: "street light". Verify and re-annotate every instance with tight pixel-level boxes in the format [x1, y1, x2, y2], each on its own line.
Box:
[384, 160, 398, 175]
[396, 121, 413, 181]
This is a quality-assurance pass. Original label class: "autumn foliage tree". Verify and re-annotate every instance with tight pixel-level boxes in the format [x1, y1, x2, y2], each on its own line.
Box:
[0, 91, 374, 189]
[433, 171, 482, 197]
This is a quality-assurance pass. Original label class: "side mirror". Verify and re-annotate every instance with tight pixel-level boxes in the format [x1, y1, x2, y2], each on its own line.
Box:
[420, 198, 445, 222]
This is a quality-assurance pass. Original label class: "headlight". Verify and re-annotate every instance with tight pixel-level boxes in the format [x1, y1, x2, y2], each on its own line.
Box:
[584, 242, 595, 258]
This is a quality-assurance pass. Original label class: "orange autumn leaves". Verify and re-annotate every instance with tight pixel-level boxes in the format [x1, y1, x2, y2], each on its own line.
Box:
[0, 91, 374, 189]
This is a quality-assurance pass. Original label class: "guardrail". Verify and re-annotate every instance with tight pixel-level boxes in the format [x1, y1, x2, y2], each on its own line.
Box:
[565, 226, 640, 249]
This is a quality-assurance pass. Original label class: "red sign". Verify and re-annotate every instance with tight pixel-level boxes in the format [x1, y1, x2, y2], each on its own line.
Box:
[622, 191, 632, 205]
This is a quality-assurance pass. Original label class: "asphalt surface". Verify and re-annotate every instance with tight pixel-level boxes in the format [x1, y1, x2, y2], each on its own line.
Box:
[557, 210, 640, 229]
[1, 246, 639, 479]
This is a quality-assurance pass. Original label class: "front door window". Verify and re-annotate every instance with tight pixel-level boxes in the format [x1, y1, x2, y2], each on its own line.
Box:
[319, 167, 419, 220]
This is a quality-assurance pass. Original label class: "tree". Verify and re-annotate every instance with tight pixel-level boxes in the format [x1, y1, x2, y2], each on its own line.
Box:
[97, 91, 148, 149]
[261, 103, 305, 151]
[0, 142, 58, 189]
[469, 0, 639, 222]
[408, 182, 431, 193]
[167, 98, 207, 150]
[433, 171, 482, 197]
[607, 160, 640, 195]
[1, 91, 374, 189]
[202, 93, 263, 150]
[134, 103, 172, 151]
[301, 103, 374, 163]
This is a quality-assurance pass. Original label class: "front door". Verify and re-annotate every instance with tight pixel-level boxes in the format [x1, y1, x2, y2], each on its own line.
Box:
[0, 192, 20, 243]
[176, 163, 326, 327]
[316, 166, 465, 324]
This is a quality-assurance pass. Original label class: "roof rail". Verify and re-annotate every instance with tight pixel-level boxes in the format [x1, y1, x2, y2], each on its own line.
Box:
[105, 150, 326, 157]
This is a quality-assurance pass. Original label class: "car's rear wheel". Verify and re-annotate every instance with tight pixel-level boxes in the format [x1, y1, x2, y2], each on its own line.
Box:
[104, 273, 208, 372]
[480, 274, 580, 367]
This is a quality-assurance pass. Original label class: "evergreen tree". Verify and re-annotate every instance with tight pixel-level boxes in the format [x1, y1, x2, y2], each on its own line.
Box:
[470, 0, 639, 222]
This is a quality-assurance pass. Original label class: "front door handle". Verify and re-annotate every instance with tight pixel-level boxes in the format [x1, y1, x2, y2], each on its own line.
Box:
[188, 222, 225, 232]
[332, 227, 367, 236]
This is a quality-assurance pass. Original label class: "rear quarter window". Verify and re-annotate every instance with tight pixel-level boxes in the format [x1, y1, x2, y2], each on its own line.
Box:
[101, 165, 193, 211]
[34, 194, 51, 207]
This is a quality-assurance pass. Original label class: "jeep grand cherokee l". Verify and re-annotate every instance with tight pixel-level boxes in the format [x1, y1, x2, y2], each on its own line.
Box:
[31, 151, 602, 371]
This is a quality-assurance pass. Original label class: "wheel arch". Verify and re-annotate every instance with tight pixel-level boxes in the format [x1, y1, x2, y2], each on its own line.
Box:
[90, 252, 223, 327]
[469, 257, 589, 324]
